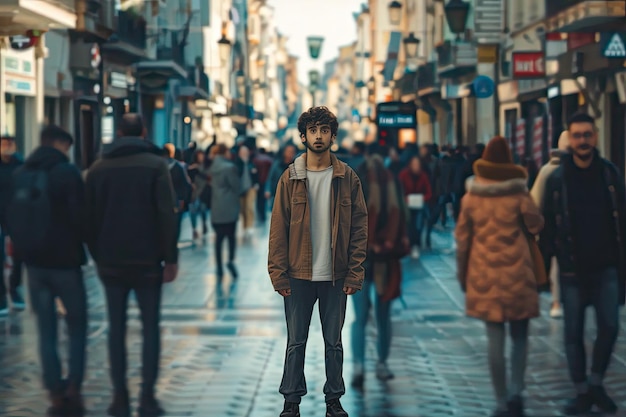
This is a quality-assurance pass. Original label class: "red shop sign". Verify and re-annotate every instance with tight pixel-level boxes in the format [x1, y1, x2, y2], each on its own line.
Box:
[513, 52, 545, 79]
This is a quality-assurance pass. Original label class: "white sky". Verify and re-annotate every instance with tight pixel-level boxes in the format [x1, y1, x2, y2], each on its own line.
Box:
[269, 0, 363, 83]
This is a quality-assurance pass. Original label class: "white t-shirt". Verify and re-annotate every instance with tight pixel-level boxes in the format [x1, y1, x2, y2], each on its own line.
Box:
[307, 166, 333, 281]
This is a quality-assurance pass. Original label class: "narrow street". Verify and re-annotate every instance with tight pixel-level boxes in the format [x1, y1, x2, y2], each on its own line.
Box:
[1, 223, 625, 417]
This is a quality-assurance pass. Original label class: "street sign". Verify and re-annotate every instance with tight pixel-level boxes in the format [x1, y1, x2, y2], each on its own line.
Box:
[472, 75, 495, 99]
[601, 33, 626, 59]
[9, 35, 34, 50]
[512, 51, 545, 78]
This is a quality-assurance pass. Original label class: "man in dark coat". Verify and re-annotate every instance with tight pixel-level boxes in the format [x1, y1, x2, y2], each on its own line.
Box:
[85, 113, 179, 417]
[540, 112, 626, 416]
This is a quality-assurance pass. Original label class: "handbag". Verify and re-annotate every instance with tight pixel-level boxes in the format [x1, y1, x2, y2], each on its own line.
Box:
[524, 230, 548, 288]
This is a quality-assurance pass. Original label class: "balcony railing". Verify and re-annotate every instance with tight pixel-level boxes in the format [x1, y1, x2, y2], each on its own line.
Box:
[436, 41, 477, 77]
[116, 9, 146, 50]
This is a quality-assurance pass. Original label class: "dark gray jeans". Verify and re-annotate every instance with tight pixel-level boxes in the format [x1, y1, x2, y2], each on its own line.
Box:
[26, 266, 87, 394]
[561, 267, 620, 386]
[280, 278, 348, 404]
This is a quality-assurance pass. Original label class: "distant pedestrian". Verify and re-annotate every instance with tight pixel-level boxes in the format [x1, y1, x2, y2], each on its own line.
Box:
[398, 155, 432, 259]
[455, 136, 544, 417]
[351, 148, 408, 389]
[187, 149, 210, 242]
[235, 145, 259, 237]
[0, 135, 25, 314]
[540, 112, 625, 416]
[530, 130, 569, 319]
[209, 144, 241, 279]
[268, 106, 368, 417]
[253, 148, 274, 222]
[7, 126, 87, 416]
[85, 113, 179, 417]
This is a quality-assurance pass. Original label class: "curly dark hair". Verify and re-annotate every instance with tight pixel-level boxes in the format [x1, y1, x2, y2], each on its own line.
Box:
[297, 106, 339, 137]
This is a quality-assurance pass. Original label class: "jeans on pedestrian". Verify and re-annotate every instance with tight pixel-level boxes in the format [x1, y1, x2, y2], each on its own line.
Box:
[0, 230, 23, 301]
[101, 269, 163, 395]
[485, 319, 529, 410]
[26, 266, 87, 394]
[408, 209, 426, 248]
[351, 262, 392, 366]
[280, 278, 347, 404]
[213, 222, 237, 275]
[560, 267, 620, 388]
[189, 199, 208, 233]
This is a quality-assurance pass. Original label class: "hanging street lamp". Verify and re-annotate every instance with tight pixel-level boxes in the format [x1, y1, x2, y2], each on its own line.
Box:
[388, 1, 402, 26]
[306, 36, 325, 60]
[444, 0, 470, 41]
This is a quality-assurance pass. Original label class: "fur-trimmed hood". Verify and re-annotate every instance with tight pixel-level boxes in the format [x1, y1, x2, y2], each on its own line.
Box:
[466, 176, 528, 197]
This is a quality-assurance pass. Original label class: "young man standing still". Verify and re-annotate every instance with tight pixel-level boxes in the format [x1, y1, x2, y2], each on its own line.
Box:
[268, 107, 368, 417]
[85, 114, 179, 417]
[541, 112, 625, 416]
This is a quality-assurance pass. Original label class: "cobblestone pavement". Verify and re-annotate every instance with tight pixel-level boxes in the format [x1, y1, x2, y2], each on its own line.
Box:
[1, 221, 625, 417]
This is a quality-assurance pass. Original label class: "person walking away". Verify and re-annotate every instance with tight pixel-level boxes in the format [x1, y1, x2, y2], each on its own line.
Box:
[164, 143, 192, 241]
[6, 126, 87, 415]
[453, 143, 485, 221]
[209, 144, 241, 280]
[187, 150, 210, 242]
[268, 106, 368, 417]
[398, 155, 432, 258]
[351, 147, 408, 389]
[235, 145, 259, 237]
[540, 112, 625, 416]
[530, 131, 569, 319]
[0, 135, 25, 314]
[455, 136, 544, 417]
[266, 144, 297, 209]
[253, 148, 274, 223]
[85, 114, 179, 417]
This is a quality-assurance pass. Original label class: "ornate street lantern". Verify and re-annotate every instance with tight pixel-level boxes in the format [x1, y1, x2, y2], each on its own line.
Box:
[307, 36, 324, 60]
[308, 70, 320, 86]
[388, 1, 402, 26]
[403, 32, 420, 59]
[217, 34, 231, 62]
[444, 0, 470, 40]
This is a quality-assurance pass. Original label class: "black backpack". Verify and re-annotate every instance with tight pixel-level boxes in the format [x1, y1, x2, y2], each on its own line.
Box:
[6, 168, 52, 255]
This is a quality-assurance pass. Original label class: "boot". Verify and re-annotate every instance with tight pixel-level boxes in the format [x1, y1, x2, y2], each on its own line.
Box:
[65, 384, 85, 415]
[138, 392, 165, 417]
[326, 399, 348, 417]
[107, 390, 130, 417]
[47, 393, 66, 417]
[279, 401, 300, 417]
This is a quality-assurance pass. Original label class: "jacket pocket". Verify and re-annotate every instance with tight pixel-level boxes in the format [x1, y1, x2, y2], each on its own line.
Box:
[290, 196, 307, 225]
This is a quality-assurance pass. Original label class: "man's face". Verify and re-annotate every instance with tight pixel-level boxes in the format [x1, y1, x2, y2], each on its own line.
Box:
[1, 139, 16, 159]
[568, 121, 597, 161]
[410, 157, 421, 174]
[301, 123, 334, 154]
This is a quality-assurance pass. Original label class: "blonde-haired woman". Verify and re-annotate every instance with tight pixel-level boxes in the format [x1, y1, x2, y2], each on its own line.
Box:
[530, 130, 569, 318]
[456, 136, 544, 417]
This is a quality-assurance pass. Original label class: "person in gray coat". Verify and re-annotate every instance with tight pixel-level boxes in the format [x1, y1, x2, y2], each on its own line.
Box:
[209, 144, 241, 279]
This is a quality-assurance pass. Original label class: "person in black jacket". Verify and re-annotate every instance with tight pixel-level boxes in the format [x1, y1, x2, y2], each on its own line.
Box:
[13, 126, 87, 415]
[540, 112, 626, 416]
[85, 113, 179, 417]
[0, 135, 25, 314]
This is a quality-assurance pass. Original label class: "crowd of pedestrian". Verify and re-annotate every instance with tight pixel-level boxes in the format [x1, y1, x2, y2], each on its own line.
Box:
[0, 107, 623, 417]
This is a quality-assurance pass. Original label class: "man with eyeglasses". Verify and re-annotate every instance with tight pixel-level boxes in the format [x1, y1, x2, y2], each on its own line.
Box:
[540, 112, 625, 416]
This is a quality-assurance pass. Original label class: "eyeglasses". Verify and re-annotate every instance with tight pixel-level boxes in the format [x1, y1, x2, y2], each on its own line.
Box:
[570, 131, 594, 140]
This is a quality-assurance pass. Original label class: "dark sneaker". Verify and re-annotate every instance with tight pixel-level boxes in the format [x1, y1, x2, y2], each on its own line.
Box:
[563, 393, 593, 415]
[138, 394, 165, 417]
[10, 292, 25, 310]
[107, 391, 131, 417]
[280, 401, 300, 417]
[326, 399, 348, 417]
[590, 385, 618, 414]
[47, 393, 66, 417]
[65, 384, 85, 415]
[507, 395, 525, 417]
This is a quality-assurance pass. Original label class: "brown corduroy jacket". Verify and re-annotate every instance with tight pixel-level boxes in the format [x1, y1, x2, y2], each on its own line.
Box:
[268, 153, 368, 291]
